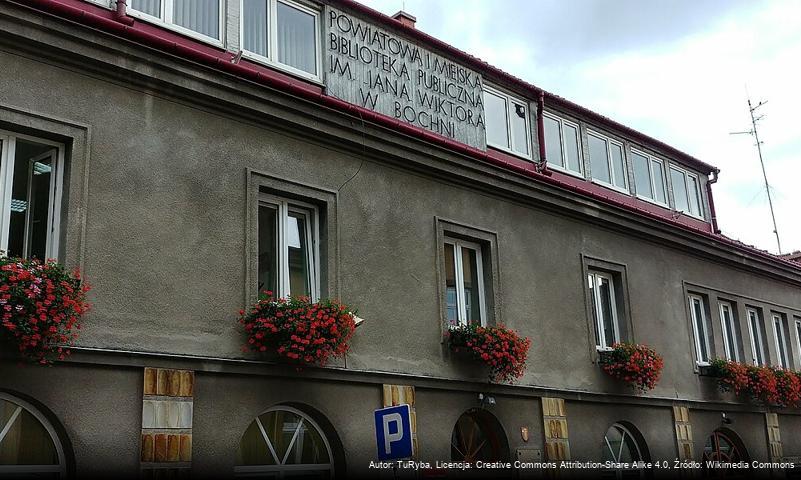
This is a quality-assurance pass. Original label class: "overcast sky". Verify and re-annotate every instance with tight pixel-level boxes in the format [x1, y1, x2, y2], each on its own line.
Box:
[359, 0, 800, 255]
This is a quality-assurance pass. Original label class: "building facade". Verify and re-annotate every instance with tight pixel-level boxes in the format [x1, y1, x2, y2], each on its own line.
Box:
[1, 0, 801, 478]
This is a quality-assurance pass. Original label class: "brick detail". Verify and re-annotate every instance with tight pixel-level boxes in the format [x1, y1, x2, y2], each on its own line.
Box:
[766, 413, 783, 461]
[541, 397, 570, 461]
[382, 384, 418, 458]
[673, 405, 694, 461]
[142, 368, 194, 477]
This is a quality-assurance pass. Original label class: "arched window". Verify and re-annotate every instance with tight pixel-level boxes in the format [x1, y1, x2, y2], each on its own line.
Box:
[0, 393, 67, 478]
[235, 406, 334, 478]
[450, 408, 509, 463]
[602, 423, 648, 479]
[702, 429, 748, 477]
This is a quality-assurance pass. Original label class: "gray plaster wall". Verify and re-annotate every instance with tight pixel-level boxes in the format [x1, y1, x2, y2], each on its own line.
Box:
[1, 8, 801, 406]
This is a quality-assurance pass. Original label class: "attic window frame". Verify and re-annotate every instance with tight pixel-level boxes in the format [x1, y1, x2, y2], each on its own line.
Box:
[482, 85, 532, 160]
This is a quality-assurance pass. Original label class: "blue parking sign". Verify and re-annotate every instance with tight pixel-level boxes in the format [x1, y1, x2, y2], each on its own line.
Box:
[374, 404, 413, 460]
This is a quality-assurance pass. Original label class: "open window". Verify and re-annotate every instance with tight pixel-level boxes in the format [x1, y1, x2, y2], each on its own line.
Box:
[688, 294, 712, 366]
[746, 307, 768, 366]
[772, 312, 791, 369]
[443, 238, 487, 327]
[718, 301, 742, 362]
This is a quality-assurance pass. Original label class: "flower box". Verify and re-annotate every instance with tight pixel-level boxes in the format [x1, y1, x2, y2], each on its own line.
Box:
[239, 293, 356, 367]
[446, 323, 531, 383]
[598, 343, 664, 392]
[709, 359, 801, 408]
[0, 256, 89, 364]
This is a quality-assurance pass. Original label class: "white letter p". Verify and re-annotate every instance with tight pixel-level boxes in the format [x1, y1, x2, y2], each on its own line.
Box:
[383, 413, 403, 454]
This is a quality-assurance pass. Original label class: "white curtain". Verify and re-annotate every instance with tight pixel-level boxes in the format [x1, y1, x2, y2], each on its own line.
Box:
[243, 0, 268, 56]
[173, 0, 220, 39]
[277, 2, 315, 75]
[131, 0, 160, 17]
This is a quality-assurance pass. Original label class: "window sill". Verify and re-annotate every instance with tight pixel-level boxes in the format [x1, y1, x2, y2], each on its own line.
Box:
[548, 162, 585, 180]
[127, 10, 225, 50]
[590, 178, 630, 196]
[241, 51, 323, 86]
[674, 209, 705, 222]
[696, 363, 713, 376]
[487, 145, 533, 162]
[634, 193, 669, 210]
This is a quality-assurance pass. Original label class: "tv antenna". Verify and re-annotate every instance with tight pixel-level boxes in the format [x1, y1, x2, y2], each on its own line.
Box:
[730, 97, 782, 254]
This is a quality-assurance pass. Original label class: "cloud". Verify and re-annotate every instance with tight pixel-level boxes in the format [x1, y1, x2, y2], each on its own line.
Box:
[359, 0, 800, 254]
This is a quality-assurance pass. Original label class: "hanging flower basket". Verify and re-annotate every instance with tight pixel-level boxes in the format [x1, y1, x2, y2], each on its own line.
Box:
[446, 323, 531, 383]
[0, 255, 90, 364]
[599, 343, 664, 392]
[239, 293, 356, 367]
[709, 359, 801, 408]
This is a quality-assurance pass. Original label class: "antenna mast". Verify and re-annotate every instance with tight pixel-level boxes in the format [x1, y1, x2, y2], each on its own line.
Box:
[731, 97, 782, 254]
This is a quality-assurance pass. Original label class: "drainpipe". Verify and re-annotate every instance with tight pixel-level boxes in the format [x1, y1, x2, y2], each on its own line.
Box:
[114, 0, 134, 26]
[536, 90, 551, 176]
[706, 168, 721, 234]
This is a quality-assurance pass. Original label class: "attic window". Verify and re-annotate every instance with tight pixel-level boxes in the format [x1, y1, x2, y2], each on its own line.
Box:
[483, 86, 531, 159]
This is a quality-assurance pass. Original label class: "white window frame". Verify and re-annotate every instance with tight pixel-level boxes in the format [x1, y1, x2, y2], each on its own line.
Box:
[747, 308, 766, 366]
[128, 0, 225, 47]
[234, 405, 334, 477]
[543, 112, 583, 178]
[587, 130, 628, 194]
[588, 271, 620, 351]
[689, 294, 711, 365]
[630, 148, 668, 207]
[239, 0, 323, 82]
[669, 165, 704, 220]
[444, 238, 487, 327]
[483, 85, 533, 160]
[84, 0, 111, 7]
[773, 313, 790, 369]
[0, 131, 64, 260]
[718, 302, 740, 362]
[258, 194, 320, 301]
[794, 317, 801, 369]
[0, 393, 67, 479]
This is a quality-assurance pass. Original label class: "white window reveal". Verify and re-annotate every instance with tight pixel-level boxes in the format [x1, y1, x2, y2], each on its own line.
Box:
[444, 239, 486, 327]
[242, 0, 322, 80]
[588, 271, 620, 350]
[773, 313, 790, 369]
[258, 196, 319, 300]
[718, 302, 740, 362]
[483, 86, 531, 158]
[689, 295, 711, 365]
[631, 149, 667, 205]
[129, 0, 224, 44]
[747, 308, 766, 366]
[543, 113, 582, 176]
[588, 131, 627, 192]
[0, 132, 64, 260]
[670, 166, 703, 218]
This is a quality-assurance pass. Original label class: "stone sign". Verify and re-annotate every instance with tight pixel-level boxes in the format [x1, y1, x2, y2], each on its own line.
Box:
[325, 7, 486, 150]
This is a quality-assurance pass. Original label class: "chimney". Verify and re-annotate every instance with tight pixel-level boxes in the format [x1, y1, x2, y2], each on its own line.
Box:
[392, 11, 416, 28]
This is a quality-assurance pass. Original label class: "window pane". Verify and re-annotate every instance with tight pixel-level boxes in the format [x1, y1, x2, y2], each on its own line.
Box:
[544, 116, 563, 168]
[243, 0, 268, 57]
[609, 143, 626, 189]
[287, 212, 311, 297]
[598, 276, 616, 347]
[258, 205, 278, 296]
[632, 152, 652, 199]
[237, 418, 275, 465]
[750, 313, 764, 366]
[290, 420, 330, 465]
[693, 299, 708, 363]
[671, 168, 689, 213]
[589, 135, 611, 184]
[775, 317, 788, 368]
[687, 175, 701, 216]
[461, 247, 482, 326]
[7, 140, 56, 259]
[563, 123, 582, 173]
[173, 0, 220, 39]
[652, 160, 667, 204]
[722, 306, 737, 361]
[0, 400, 59, 465]
[484, 91, 509, 149]
[277, 1, 317, 75]
[131, 0, 160, 17]
[510, 102, 529, 155]
[588, 274, 602, 346]
[444, 243, 458, 326]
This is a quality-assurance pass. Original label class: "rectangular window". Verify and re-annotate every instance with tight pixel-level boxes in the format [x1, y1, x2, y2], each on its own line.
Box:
[242, 0, 321, 80]
[773, 313, 790, 369]
[257, 195, 318, 300]
[0, 132, 64, 260]
[543, 113, 582, 175]
[588, 271, 620, 349]
[444, 239, 486, 327]
[747, 308, 767, 366]
[689, 294, 711, 365]
[129, 0, 223, 44]
[631, 149, 667, 205]
[669, 166, 703, 218]
[718, 302, 740, 362]
[483, 86, 531, 158]
[588, 131, 627, 191]
[794, 317, 801, 368]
